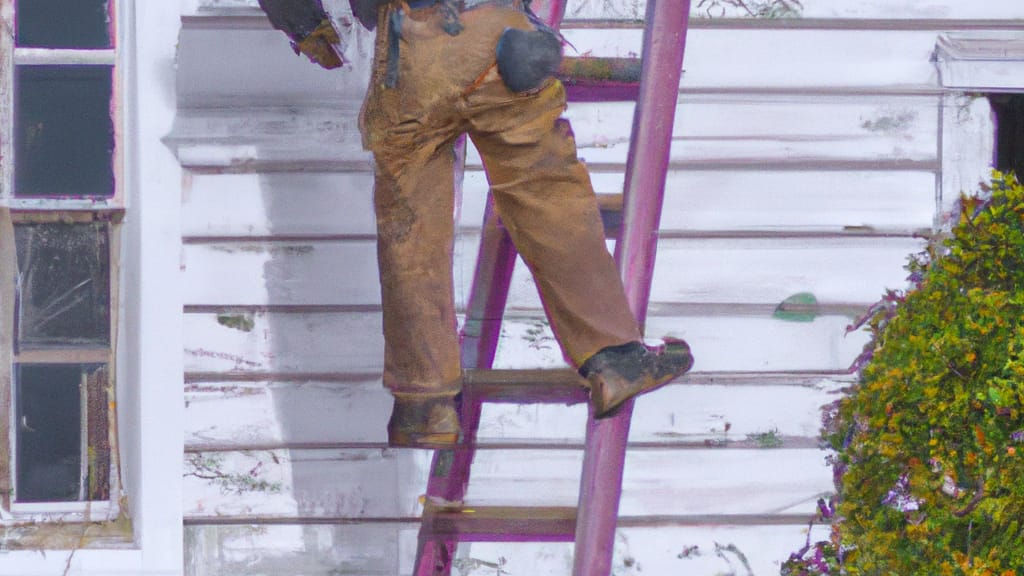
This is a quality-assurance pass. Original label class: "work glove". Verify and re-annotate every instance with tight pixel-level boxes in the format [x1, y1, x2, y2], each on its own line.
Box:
[257, 0, 346, 68]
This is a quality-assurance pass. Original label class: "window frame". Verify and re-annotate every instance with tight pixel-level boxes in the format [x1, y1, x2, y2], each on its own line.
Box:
[0, 0, 125, 524]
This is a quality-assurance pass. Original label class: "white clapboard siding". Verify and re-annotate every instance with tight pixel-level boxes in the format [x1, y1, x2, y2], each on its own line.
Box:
[562, 28, 941, 89]
[185, 523, 420, 576]
[174, 2, 1007, 573]
[182, 169, 935, 238]
[183, 172, 377, 237]
[170, 90, 945, 170]
[184, 377, 848, 448]
[183, 312, 869, 374]
[564, 0, 1024, 20]
[183, 311, 385, 374]
[183, 448, 829, 518]
[181, 235, 922, 308]
[194, 0, 1024, 21]
[451, 524, 832, 576]
[185, 523, 829, 576]
[557, 94, 941, 167]
[176, 22, 374, 108]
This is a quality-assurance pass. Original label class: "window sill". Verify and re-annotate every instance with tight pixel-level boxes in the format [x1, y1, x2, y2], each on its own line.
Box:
[9, 500, 115, 519]
[0, 511, 133, 551]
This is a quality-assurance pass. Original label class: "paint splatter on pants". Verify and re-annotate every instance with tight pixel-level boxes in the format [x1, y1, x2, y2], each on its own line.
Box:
[359, 2, 641, 398]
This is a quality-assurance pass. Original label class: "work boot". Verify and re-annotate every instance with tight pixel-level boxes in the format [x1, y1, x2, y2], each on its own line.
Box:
[387, 395, 462, 448]
[580, 338, 693, 419]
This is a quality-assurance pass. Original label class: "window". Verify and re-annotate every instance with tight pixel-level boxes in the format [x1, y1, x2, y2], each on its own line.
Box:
[1, 0, 122, 521]
[991, 94, 1024, 179]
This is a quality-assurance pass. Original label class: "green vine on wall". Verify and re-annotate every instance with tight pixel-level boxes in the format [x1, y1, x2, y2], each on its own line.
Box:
[784, 172, 1024, 575]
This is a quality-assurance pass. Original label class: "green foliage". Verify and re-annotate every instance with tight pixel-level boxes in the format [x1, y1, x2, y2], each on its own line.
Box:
[785, 173, 1024, 575]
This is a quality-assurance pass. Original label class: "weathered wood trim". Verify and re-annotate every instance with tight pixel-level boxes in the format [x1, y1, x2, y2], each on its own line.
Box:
[935, 32, 1024, 92]
[13, 48, 116, 66]
[13, 349, 111, 364]
[0, 208, 14, 510]
[0, 0, 12, 202]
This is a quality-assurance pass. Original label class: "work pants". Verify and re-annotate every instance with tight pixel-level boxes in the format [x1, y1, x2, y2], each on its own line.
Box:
[360, 3, 642, 398]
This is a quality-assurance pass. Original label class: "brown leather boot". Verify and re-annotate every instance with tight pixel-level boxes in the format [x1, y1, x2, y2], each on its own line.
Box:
[580, 339, 693, 419]
[387, 395, 462, 448]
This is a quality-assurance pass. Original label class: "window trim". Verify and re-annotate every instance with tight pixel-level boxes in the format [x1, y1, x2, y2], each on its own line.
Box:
[2, 213, 124, 523]
[1, 0, 123, 208]
[0, 0, 126, 525]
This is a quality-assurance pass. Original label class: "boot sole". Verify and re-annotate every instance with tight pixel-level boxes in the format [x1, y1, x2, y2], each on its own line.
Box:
[592, 341, 693, 419]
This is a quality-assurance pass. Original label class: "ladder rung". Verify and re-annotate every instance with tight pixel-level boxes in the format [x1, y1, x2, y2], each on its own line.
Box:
[463, 369, 588, 405]
[421, 504, 827, 542]
[595, 192, 624, 213]
[422, 505, 577, 542]
[557, 57, 642, 102]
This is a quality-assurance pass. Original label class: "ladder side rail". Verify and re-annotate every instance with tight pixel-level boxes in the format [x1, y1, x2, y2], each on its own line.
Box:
[573, 2, 692, 575]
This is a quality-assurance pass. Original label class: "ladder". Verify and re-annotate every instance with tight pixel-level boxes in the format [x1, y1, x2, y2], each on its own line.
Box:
[414, 2, 692, 574]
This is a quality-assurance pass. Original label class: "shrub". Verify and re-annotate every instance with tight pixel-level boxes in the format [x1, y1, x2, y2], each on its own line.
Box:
[784, 173, 1024, 575]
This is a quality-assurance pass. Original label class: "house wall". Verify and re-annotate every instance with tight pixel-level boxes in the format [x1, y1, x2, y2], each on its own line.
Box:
[166, 1, 1018, 574]
[0, 1, 184, 574]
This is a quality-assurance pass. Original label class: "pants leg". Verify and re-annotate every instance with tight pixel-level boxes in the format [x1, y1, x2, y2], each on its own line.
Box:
[370, 139, 464, 398]
[466, 77, 642, 366]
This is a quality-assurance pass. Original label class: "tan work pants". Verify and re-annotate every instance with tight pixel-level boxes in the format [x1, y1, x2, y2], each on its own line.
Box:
[360, 3, 641, 398]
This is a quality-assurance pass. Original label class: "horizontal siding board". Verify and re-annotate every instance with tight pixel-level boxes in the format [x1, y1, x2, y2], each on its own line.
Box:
[183, 169, 935, 238]
[176, 25, 373, 108]
[566, 0, 1024, 20]
[183, 448, 829, 519]
[171, 92, 942, 169]
[186, 523, 416, 576]
[195, 0, 1024, 20]
[183, 312, 869, 374]
[457, 524, 832, 575]
[556, 94, 941, 166]
[183, 172, 377, 237]
[184, 378, 845, 448]
[182, 236, 922, 307]
[184, 311, 384, 373]
[520, 169, 937, 234]
[174, 27, 946, 102]
[562, 29, 943, 88]
[185, 522, 828, 576]
[181, 240, 381, 306]
[494, 313, 871, 372]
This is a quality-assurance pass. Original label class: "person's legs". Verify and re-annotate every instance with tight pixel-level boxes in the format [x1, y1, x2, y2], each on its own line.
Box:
[466, 77, 642, 365]
[465, 70, 693, 418]
[359, 3, 478, 446]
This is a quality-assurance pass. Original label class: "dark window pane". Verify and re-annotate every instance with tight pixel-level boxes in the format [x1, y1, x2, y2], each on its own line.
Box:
[15, 65, 115, 198]
[16, 0, 112, 48]
[16, 364, 84, 503]
[15, 222, 110, 347]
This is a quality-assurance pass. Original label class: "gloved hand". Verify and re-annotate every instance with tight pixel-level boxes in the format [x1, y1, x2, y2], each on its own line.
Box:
[257, 0, 345, 69]
[350, 0, 390, 31]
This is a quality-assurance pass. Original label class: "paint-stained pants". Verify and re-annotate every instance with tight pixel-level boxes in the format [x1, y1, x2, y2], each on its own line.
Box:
[359, 3, 641, 398]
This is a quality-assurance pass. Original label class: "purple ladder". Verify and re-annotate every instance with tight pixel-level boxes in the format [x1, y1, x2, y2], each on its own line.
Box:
[413, 2, 692, 574]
